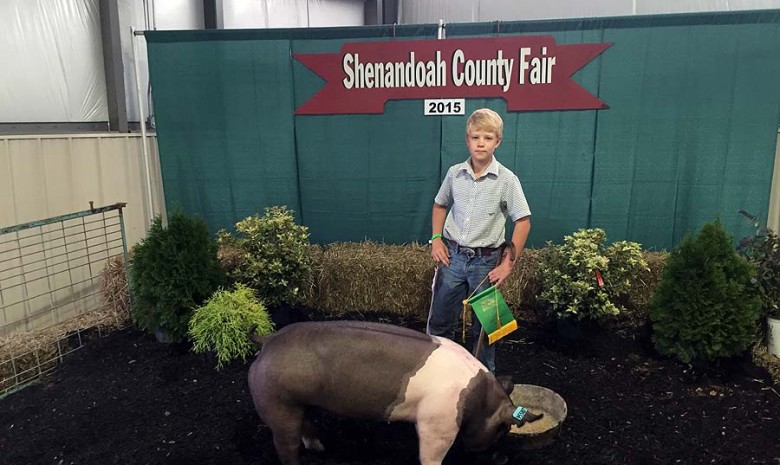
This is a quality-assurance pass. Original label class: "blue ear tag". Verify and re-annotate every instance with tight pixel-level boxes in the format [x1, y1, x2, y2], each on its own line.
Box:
[513, 406, 528, 422]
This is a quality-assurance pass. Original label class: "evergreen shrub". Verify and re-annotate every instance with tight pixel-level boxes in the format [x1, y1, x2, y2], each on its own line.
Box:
[538, 228, 648, 321]
[217, 206, 311, 309]
[130, 211, 225, 342]
[188, 284, 274, 370]
[650, 219, 762, 364]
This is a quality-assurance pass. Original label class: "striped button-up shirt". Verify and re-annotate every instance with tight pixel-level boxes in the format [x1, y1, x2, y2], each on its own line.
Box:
[435, 157, 531, 248]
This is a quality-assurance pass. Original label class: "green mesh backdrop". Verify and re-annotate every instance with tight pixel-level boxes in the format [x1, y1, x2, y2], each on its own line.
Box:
[146, 12, 780, 249]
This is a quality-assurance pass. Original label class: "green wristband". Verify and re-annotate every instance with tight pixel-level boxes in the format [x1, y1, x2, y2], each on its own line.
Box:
[430, 233, 443, 241]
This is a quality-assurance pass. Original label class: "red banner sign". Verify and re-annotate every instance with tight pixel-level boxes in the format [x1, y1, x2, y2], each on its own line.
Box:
[293, 36, 611, 115]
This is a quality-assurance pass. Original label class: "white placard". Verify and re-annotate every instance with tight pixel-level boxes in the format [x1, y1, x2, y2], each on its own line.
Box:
[423, 99, 465, 116]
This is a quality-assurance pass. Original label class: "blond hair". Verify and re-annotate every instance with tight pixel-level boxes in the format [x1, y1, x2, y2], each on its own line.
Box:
[466, 108, 503, 139]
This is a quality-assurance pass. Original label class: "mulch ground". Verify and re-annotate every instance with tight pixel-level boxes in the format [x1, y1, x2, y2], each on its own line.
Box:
[2, 311, 780, 465]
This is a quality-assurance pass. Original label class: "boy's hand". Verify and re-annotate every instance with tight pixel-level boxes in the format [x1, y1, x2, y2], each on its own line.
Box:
[488, 260, 513, 286]
[431, 239, 450, 266]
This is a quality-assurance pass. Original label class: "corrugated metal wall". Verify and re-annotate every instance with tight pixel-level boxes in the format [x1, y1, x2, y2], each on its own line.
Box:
[0, 134, 164, 248]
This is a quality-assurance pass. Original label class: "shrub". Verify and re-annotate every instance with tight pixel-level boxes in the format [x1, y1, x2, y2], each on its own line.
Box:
[130, 211, 225, 342]
[736, 210, 780, 320]
[188, 284, 274, 370]
[217, 206, 311, 309]
[650, 219, 762, 365]
[537, 228, 648, 321]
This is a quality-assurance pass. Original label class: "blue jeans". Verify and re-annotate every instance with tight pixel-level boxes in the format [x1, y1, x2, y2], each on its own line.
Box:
[426, 242, 499, 372]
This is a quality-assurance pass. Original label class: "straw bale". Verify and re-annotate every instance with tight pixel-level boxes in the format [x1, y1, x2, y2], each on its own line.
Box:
[0, 329, 61, 392]
[217, 243, 248, 278]
[0, 307, 128, 393]
[304, 242, 545, 321]
[303, 243, 667, 328]
[304, 241, 434, 320]
[608, 251, 668, 329]
[634, 251, 668, 308]
[302, 244, 325, 301]
[502, 248, 547, 322]
[99, 254, 131, 325]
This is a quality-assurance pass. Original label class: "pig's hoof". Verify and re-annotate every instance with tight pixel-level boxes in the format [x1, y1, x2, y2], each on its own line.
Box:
[302, 437, 325, 452]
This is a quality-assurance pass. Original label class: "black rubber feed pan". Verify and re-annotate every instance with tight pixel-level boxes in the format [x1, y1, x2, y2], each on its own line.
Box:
[508, 384, 568, 450]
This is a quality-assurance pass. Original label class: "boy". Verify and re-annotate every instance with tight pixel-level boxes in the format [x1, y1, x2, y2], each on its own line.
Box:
[427, 108, 531, 373]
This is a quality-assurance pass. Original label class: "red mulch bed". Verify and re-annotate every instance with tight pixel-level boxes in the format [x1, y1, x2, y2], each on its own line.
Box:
[1, 311, 779, 465]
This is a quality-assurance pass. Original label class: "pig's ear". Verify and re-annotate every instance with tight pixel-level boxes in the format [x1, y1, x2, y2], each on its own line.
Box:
[496, 375, 514, 395]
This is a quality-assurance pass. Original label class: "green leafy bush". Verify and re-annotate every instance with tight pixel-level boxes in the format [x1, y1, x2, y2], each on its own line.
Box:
[650, 219, 762, 364]
[130, 211, 225, 342]
[737, 210, 780, 320]
[217, 206, 311, 308]
[538, 228, 648, 321]
[188, 284, 275, 369]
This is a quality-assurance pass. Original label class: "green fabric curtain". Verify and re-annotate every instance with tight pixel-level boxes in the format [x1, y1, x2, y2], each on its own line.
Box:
[146, 12, 780, 250]
[291, 36, 440, 244]
[591, 21, 780, 248]
[147, 39, 300, 228]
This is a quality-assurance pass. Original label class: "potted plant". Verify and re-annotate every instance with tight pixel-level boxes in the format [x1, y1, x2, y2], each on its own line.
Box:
[737, 211, 780, 356]
[217, 206, 311, 325]
[129, 210, 225, 342]
[188, 284, 275, 369]
[651, 219, 762, 365]
[537, 228, 648, 341]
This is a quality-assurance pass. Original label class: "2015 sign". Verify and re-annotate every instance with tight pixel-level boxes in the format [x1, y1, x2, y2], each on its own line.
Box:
[424, 99, 465, 115]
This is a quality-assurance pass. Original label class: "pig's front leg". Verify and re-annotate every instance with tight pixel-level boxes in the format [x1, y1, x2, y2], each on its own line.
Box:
[301, 416, 325, 452]
[414, 415, 459, 465]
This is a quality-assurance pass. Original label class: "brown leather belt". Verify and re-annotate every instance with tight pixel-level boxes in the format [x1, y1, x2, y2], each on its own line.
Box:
[450, 241, 500, 257]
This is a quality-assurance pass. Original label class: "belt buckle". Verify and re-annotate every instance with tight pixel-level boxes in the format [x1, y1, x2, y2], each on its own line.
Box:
[454, 242, 476, 258]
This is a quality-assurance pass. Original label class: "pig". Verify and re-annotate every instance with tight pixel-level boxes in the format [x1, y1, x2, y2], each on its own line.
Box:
[247, 320, 541, 465]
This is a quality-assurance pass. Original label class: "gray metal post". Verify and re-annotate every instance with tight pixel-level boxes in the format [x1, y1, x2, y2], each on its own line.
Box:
[99, 0, 129, 132]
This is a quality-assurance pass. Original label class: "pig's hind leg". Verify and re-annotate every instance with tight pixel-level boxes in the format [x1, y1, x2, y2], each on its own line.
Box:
[260, 405, 306, 465]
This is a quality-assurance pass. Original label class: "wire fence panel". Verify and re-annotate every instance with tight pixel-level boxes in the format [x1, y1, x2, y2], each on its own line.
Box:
[0, 203, 131, 396]
[0, 203, 129, 336]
